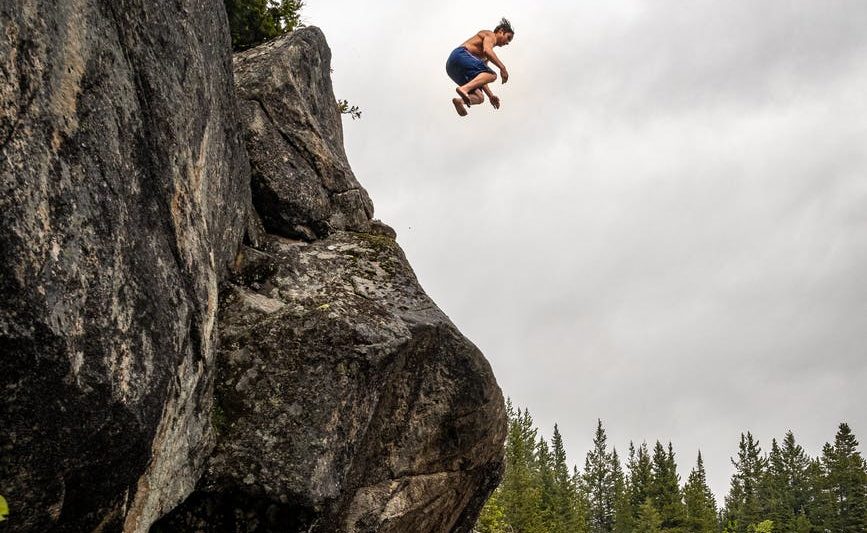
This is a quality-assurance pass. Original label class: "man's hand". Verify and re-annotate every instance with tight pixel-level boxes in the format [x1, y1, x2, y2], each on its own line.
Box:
[490, 95, 501, 109]
[500, 67, 509, 84]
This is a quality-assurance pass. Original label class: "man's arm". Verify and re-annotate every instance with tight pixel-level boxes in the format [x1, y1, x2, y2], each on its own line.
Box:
[482, 33, 509, 83]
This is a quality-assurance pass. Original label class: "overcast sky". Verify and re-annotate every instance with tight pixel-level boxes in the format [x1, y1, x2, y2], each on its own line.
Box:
[302, 1, 867, 498]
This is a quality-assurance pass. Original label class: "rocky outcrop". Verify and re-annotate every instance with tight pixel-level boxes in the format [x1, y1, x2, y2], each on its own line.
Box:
[154, 28, 506, 532]
[1, 9, 505, 532]
[233, 28, 374, 241]
[0, 1, 250, 531]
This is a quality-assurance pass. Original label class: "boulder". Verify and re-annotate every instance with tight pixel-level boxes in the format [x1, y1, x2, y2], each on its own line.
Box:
[157, 230, 506, 532]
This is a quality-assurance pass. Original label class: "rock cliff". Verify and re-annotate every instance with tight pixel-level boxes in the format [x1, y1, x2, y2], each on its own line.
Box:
[0, 5, 506, 531]
[1, 1, 250, 531]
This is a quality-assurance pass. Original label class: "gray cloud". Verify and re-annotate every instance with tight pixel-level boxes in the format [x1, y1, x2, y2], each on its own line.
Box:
[306, 0, 867, 498]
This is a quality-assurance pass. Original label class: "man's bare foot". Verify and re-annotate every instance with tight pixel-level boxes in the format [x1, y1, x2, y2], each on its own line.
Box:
[452, 98, 468, 117]
[456, 87, 472, 106]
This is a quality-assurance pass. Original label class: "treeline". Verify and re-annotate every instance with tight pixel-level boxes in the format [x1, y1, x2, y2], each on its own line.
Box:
[476, 402, 867, 533]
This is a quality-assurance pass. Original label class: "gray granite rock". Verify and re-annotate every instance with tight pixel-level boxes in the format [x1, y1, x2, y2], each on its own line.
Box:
[233, 28, 374, 241]
[0, 1, 250, 531]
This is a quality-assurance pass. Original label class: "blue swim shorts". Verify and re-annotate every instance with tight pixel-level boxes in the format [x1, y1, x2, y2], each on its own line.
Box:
[446, 47, 495, 86]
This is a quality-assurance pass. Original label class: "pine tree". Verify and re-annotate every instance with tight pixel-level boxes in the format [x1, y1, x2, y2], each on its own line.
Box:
[620, 443, 640, 532]
[551, 425, 582, 533]
[537, 437, 559, 531]
[479, 414, 867, 533]
[723, 432, 767, 533]
[650, 441, 686, 531]
[803, 456, 831, 531]
[779, 431, 813, 532]
[629, 442, 655, 525]
[476, 488, 509, 533]
[224, 0, 304, 51]
[763, 438, 790, 529]
[683, 451, 718, 533]
[499, 405, 544, 532]
[817, 423, 867, 532]
[761, 432, 814, 532]
[574, 464, 593, 533]
[584, 419, 616, 533]
[636, 498, 664, 533]
[612, 447, 633, 533]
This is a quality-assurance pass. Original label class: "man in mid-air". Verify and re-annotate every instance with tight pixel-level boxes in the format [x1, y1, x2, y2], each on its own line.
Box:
[446, 18, 514, 117]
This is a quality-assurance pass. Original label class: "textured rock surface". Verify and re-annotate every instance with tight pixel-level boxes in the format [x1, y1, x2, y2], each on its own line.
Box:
[233, 28, 374, 241]
[156, 230, 506, 532]
[0, 1, 250, 531]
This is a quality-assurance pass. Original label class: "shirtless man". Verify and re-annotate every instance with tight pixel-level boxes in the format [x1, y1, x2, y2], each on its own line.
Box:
[446, 18, 514, 117]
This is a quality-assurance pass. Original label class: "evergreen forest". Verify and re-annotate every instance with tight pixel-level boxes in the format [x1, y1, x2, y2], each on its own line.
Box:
[475, 402, 867, 533]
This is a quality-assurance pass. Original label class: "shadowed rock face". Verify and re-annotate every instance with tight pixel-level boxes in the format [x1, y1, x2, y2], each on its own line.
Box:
[0, 1, 250, 531]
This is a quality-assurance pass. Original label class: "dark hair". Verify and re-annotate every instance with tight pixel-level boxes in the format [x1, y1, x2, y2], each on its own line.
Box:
[494, 17, 514, 35]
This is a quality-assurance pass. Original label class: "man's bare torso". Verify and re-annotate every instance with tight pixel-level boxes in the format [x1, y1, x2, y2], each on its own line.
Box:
[461, 30, 495, 59]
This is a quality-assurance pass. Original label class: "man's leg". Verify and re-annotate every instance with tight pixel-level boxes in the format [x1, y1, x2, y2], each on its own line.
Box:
[463, 72, 496, 94]
[452, 98, 468, 116]
[457, 72, 496, 104]
[452, 89, 485, 116]
[466, 88, 485, 105]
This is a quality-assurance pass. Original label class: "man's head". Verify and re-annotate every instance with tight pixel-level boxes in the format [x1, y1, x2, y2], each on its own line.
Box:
[494, 17, 514, 46]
